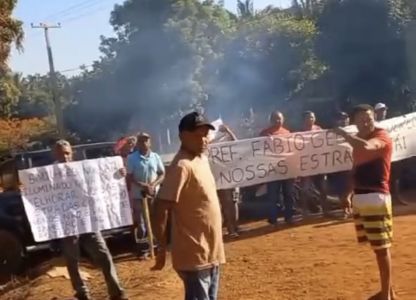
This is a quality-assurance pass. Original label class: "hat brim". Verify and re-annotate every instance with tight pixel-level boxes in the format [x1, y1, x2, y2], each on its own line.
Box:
[179, 123, 216, 132]
[137, 134, 150, 139]
[196, 123, 216, 131]
[375, 104, 387, 110]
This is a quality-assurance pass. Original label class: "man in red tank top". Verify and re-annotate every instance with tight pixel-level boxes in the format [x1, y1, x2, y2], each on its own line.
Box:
[260, 111, 295, 225]
[334, 104, 395, 300]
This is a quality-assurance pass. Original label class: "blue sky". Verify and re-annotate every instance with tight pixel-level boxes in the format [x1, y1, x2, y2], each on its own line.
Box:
[10, 0, 291, 76]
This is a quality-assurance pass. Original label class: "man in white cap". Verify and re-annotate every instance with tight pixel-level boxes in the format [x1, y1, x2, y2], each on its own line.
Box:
[374, 103, 388, 122]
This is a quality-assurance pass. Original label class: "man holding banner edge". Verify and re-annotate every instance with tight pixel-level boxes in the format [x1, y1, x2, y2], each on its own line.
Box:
[260, 111, 295, 225]
[333, 104, 396, 300]
[54, 140, 128, 300]
[212, 123, 241, 238]
[300, 111, 331, 217]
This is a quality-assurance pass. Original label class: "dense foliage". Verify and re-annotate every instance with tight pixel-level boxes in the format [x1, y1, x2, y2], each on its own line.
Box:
[0, 0, 23, 73]
[2, 0, 416, 149]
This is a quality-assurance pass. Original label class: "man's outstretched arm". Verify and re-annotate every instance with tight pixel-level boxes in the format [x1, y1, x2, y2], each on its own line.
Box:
[333, 128, 386, 152]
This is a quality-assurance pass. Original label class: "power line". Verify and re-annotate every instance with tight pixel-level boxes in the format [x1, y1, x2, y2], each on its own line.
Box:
[60, 4, 113, 24]
[42, 0, 102, 21]
[46, 0, 115, 22]
[25, 0, 115, 39]
[59, 64, 93, 73]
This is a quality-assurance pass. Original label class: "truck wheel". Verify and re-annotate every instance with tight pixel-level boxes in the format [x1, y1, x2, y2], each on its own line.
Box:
[0, 229, 24, 275]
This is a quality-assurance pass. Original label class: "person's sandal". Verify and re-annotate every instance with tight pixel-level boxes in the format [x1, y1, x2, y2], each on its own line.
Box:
[367, 289, 398, 300]
[228, 232, 239, 239]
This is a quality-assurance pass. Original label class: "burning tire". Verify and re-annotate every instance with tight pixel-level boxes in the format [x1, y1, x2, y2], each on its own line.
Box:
[0, 229, 24, 275]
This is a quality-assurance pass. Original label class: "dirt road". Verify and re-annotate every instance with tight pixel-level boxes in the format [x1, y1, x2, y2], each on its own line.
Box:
[2, 213, 416, 300]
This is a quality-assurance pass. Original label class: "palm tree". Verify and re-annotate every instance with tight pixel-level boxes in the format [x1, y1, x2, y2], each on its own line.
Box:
[237, 0, 254, 18]
[0, 0, 24, 73]
[291, 0, 325, 19]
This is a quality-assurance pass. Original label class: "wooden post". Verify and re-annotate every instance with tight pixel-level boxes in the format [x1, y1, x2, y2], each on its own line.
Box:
[141, 197, 155, 258]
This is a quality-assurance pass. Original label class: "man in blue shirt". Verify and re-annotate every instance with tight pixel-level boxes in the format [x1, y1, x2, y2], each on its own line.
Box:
[127, 132, 165, 259]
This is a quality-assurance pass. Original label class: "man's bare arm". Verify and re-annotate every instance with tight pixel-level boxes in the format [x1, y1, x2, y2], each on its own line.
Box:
[226, 130, 237, 141]
[333, 128, 386, 152]
[211, 124, 238, 143]
[152, 198, 174, 250]
[151, 171, 165, 188]
[344, 135, 386, 151]
[127, 173, 148, 188]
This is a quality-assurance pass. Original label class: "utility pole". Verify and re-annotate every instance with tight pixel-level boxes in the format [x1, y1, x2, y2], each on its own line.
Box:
[31, 23, 65, 138]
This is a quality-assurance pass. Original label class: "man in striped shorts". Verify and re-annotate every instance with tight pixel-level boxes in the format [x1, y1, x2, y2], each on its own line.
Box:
[334, 104, 395, 300]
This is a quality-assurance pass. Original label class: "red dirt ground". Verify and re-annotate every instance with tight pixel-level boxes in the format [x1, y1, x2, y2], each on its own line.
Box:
[2, 206, 416, 300]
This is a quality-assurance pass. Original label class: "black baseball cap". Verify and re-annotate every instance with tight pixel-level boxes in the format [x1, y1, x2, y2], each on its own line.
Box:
[335, 111, 349, 119]
[178, 112, 215, 132]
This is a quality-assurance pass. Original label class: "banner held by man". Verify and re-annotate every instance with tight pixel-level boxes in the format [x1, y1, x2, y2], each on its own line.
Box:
[210, 112, 416, 190]
[19, 157, 132, 242]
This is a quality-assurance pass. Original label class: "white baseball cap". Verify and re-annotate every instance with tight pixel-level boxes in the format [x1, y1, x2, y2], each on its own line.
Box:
[374, 103, 387, 110]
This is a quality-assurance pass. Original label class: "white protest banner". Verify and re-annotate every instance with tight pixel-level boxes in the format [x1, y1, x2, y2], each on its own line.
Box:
[19, 157, 132, 242]
[209, 112, 416, 190]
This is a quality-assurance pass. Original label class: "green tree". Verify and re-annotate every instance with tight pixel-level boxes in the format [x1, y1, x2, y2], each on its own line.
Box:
[209, 12, 323, 119]
[237, 0, 254, 18]
[0, 72, 21, 117]
[316, 0, 410, 113]
[65, 0, 234, 141]
[291, 0, 327, 19]
[0, 0, 23, 73]
[0, 0, 23, 118]
[16, 74, 55, 118]
[404, 0, 416, 18]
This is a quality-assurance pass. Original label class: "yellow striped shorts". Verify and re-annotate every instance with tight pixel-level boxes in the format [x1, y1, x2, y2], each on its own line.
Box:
[352, 193, 393, 250]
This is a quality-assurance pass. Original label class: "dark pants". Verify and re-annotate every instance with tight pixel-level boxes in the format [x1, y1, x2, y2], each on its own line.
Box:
[177, 266, 220, 300]
[390, 162, 403, 203]
[300, 175, 329, 215]
[266, 179, 295, 223]
[328, 171, 350, 198]
[132, 197, 151, 254]
[132, 198, 148, 240]
[217, 189, 239, 234]
[61, 232, 123, 299]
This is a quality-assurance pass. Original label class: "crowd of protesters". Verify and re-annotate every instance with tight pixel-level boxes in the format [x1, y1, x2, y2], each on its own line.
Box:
[42, 101, 406, 300]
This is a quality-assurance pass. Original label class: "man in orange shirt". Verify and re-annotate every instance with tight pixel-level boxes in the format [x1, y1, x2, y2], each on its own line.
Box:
[302, 110, 322, 131]
[152, 112, 225, 300]
[300, 111, 330, 217]
[334, 104, 395, 300]
[260, 111, 295, 225]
